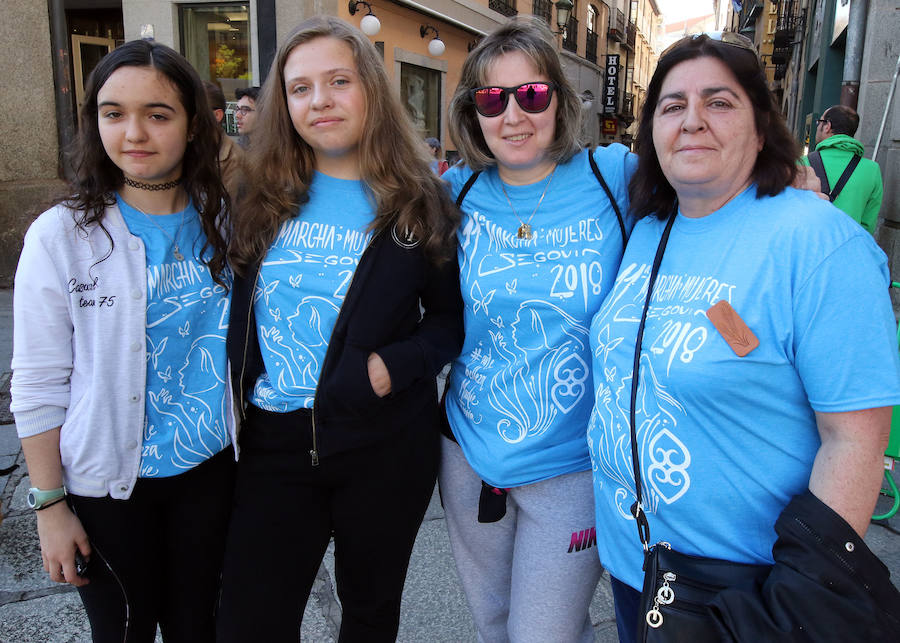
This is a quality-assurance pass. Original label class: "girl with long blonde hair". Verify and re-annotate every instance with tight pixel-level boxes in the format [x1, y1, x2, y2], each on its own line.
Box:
[217, 16, 463, 641]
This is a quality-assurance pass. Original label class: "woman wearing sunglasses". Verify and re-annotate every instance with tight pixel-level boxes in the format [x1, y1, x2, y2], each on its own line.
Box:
[587, 33, 900, 641]
[440, 17, 638, 641]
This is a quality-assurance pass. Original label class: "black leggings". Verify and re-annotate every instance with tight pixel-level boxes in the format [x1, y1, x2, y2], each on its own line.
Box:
[216, 406, 439, 643]
[70, 448, 235, 643]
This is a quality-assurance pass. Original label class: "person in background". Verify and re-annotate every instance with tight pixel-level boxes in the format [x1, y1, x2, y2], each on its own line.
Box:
[801, 104, 883, 234]
[441, 17, 637, 642]
[202, 80, 243, 198]
[426, 137, 450, 175]
[216, 16, 463, 642]
[11, 40, 234, 642]
[234, 85, 260, 146]
[587, 32, 900, 642]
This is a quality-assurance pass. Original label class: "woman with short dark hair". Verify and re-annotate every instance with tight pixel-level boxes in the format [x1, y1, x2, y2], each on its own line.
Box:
[586, 33, 900, 641]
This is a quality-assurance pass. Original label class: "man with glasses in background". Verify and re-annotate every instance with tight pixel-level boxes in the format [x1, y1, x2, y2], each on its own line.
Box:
[235, 86, 260, 148]
[802, 105, 883, 234]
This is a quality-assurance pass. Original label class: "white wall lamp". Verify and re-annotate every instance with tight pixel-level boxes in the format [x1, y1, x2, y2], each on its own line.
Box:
[348, 1, 381, 36]
[554, 0, 574, 35]
[420, 25, 445, 57]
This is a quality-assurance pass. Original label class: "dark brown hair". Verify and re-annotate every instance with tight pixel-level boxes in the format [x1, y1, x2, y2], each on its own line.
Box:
[65, 39, 229, 282]
[629, 34, 798, 220]
[229, 16, 459, 273]
[822, 105, 860, 137]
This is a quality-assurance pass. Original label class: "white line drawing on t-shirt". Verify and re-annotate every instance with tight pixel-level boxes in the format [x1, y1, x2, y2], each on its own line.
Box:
[488, 300, 589, 444]
[258, 295, 339, 399]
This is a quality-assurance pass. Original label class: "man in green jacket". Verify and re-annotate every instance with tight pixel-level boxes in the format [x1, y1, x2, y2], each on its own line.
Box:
[801, 105, 883, 234]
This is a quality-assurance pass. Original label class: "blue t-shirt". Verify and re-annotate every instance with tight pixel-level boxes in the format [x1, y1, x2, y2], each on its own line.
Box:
[444, 145, 638, 487]
[251, 172, 374, 412]
[117, 195, 232, 478]
[587, 186, 900, 589]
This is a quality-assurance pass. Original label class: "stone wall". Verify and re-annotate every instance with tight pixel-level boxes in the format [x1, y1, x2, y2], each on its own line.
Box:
[0, 0, 63, 287]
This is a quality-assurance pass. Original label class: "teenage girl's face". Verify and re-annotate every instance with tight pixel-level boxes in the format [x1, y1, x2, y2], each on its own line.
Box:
[283, 37, 366, 179]
[477, 50, 558, 185]
[97, 66, 190, 185]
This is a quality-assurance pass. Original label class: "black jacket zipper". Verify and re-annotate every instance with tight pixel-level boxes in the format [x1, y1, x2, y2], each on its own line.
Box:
[237, 262, 263, 424]
[308, 230, 380, 466]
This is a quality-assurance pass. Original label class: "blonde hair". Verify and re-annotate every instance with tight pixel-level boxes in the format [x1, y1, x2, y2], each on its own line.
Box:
[229, 16, 458, 272]
[449, 16, 583, 171]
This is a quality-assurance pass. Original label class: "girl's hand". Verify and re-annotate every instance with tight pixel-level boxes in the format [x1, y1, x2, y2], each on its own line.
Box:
[367, 352, 393, 397]
[35, 502, 91, 587]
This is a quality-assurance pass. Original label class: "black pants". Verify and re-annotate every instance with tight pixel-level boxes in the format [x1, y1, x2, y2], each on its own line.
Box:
[70, 448, 235, 643]
[216, 406, 439, 643]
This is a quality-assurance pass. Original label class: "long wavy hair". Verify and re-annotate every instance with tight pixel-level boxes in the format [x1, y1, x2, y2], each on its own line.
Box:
[229, 16, 459, 273]
[65, 39, 229, 282]
[629, 34, 798, 220]
[448, 16, 583, 172]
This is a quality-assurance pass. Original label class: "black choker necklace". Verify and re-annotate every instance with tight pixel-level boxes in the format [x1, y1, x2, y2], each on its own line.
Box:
[123, 176, 182, 191]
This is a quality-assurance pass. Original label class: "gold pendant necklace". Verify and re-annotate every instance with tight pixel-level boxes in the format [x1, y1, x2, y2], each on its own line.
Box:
[129, 199, 188, 261]
[500, 168, 556, 240]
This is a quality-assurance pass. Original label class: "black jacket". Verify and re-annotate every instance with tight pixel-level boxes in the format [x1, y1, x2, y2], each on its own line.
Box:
[227, 226, 464, 461]
[710, 490, 900, 640]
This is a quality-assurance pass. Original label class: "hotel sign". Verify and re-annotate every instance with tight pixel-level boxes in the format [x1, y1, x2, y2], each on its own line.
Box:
[605, 54, 619, 115]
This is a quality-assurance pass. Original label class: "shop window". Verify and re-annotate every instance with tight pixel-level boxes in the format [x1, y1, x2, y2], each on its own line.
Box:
[180, 3, 251, 100]
[401, 63, 441, 139]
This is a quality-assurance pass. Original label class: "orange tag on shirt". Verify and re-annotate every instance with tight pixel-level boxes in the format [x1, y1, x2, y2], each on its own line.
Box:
[706, 300, 759, 357]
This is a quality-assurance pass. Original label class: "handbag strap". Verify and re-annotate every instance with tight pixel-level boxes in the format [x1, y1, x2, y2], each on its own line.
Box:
[588, 148, 628, 248]
[629, 208, 678, 553]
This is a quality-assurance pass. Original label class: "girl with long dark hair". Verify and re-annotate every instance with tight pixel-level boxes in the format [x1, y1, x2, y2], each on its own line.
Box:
[11, 40, 235, 642]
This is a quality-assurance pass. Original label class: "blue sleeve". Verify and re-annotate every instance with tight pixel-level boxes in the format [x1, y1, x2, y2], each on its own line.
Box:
[793, 234, 900, 412]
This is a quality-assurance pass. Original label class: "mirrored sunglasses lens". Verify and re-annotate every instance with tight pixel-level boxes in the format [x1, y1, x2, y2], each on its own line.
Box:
[475, 88, 507, 116]
[515, 83, 552, 113]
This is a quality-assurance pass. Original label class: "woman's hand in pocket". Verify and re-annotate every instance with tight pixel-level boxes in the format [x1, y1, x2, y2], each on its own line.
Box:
[367, 352, 393, 397]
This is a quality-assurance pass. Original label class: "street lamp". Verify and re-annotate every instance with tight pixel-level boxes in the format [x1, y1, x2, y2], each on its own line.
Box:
[555, 0, 573, 35]
[420, 25, 445, 57]
[348, 1, 381, 36]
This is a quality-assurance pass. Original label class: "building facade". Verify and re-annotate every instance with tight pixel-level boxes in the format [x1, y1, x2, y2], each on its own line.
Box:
[3, 0, 665, 285]
[743, 0, 900, 277]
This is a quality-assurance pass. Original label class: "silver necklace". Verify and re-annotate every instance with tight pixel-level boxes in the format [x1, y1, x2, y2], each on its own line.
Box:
[499, 168, 556, 240]
[130, 199, 188, 261]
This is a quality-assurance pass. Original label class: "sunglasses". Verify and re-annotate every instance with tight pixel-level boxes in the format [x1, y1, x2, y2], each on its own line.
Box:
[661, 31, 758, 59]
[470, 82, 557, 118]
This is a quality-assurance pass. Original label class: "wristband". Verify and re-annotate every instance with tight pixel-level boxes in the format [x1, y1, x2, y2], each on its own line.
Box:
[34, 496, 67, 511]
[27, 486, 67, 510]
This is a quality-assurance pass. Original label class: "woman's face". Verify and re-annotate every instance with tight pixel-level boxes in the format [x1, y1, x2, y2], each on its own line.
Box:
[652, 56, 763, 215]
[283, 36, 366, 179]
[97, 66, 190, 185]
[477, 51, 558, 185]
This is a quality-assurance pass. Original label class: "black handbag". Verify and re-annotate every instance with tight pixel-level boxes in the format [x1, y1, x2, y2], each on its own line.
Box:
[624, 209, 900, 641]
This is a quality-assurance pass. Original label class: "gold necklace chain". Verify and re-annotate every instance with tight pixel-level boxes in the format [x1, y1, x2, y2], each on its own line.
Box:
[499, 168, 556, 240]
[128, 199, 188, 261]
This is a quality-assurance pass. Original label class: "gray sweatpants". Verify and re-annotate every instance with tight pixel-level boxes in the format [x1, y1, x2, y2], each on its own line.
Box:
[439, 436, 602, 643]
